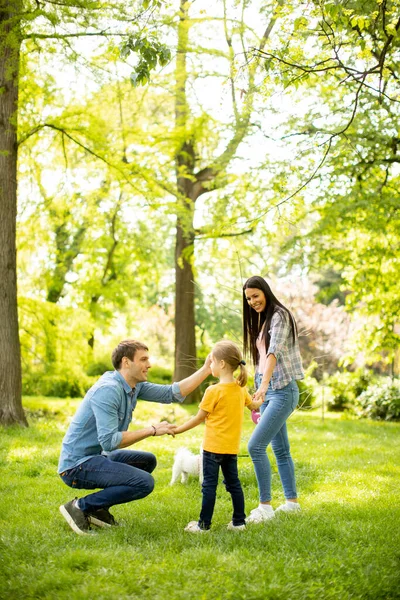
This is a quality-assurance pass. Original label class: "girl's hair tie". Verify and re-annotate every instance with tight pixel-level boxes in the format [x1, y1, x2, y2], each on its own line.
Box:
[239, 360, 246, 366]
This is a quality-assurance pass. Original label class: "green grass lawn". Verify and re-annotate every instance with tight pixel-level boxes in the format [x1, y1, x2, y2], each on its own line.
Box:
[0, 397, 399, 600]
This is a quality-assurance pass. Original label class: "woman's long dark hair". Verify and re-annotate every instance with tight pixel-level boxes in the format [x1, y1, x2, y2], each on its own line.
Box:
[243, 276, 298, 367]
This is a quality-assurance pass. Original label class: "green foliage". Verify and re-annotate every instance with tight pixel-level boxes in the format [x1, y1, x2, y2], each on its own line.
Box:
[147, 365, 173, 385]
[314, 269, 347, 306]
[15, 0, 288, 392]
[120, 34, 171, 87]
[195, 286, 242, 353]
[18, 297, 98, 398]
[325, 369, 376, 412]
[17, 123, 175, 325]
[86, 359, 113, 377]
[267, 0, 400, 366]
[326, 372, 355, 412]
[141, 0, 164, 9]
[19, 297, 94, 371]
[297, 379, 315, 409]
[357, 380, 400, 421]
[22, 370, 96, 399]
[13, 0, 400, 396]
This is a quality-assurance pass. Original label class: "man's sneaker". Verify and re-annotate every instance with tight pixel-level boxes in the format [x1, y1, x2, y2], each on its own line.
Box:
[59, 498, 92, 535]
[87, 508, 118, 528]
[227, 521, 246, 531]
[184, 521, 210, 533]
[275, 501, 301, 514]
[246, 505, 275, 524]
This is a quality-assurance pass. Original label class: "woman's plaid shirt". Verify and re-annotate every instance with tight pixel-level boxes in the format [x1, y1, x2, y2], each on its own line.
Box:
[258, 309, 304, 390]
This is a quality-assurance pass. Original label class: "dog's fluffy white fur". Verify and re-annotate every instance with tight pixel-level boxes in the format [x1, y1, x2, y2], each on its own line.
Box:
[170, 447, 203, 485]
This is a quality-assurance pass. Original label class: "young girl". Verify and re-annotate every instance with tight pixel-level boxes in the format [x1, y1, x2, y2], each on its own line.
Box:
[243, 276, 304, 523]
[172, 340, 263, 532]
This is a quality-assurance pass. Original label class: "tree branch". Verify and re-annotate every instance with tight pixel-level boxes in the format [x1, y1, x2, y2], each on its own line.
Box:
[100, 195, 121, 287]
[195, 226, 255, 239]
[192, 1, 284, 195]
[223, 0, 239, 123]
[23, 31, 131, 40]
[247, 137, 333, 225]
[18, 122, 179, 199]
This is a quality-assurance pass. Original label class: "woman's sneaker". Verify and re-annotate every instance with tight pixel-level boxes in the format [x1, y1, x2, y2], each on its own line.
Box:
[246, 505, 275, 524]
[87, 508, 118, 528]
[184, 521, 210, 533]
[275, 502, 301, 514]
[227, 521, 246, 531]
[59, 498, 92, 535]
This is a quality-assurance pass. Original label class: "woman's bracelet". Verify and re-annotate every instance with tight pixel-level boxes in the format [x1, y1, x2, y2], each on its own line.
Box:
[151, 425, 157, 436]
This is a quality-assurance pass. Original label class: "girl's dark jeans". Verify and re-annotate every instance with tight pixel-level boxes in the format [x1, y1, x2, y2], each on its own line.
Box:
[199, 450, 246, 529]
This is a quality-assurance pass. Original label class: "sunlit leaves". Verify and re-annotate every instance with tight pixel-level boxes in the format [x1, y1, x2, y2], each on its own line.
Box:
[141, 0, 163, 9]
[260, 0, 400, 366]
[121, 35, 171, 87]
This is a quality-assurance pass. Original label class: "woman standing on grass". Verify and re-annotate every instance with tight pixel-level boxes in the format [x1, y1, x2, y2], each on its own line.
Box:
[243, 276, 304, 523]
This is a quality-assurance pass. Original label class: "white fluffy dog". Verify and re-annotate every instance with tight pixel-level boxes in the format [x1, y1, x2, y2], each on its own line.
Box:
[170, 447, 203, 485]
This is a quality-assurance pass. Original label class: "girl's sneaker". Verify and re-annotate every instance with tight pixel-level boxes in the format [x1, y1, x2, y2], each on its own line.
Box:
[246, 505, 275, 524]
[184, 521, 210, 533]
[227, 521, 246, 531]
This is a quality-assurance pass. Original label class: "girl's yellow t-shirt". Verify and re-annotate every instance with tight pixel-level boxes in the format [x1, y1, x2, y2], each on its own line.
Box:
[199, 382, 252, 454]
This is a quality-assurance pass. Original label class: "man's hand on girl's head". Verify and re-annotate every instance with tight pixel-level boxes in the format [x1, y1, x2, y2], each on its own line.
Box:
[203, 353, 212, 373]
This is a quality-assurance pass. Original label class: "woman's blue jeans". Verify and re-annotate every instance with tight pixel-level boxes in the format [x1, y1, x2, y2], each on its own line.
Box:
[59, 450, 156, 513]
[248, 375, 299, 502]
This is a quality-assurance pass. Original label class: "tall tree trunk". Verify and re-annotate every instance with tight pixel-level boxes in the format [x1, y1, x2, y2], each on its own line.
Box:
[173, 1, 201, 402]
[0, 1, 27, 426]
[174, 213, 198, 385]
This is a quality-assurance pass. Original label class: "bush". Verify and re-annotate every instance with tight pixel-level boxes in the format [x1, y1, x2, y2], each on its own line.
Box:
[22, 370, 97, 398]
[41, 374, 83, 398]
[147, 365, 173, 385]
[325, 369, 375, 412]
[86, 360, 113, 376]
[326, 371, 353, 411]
[356, 380, 400, 421]
[352, 370, 376, 397]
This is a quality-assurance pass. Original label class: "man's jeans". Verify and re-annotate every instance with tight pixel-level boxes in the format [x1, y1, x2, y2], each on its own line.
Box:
[248, 375, 299, 503]
[199, 450, 246, 529]
[59, 450, 156, 513]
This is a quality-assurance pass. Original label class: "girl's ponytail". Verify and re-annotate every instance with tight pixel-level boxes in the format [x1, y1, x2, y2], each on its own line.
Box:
[236, 362, 248, 387]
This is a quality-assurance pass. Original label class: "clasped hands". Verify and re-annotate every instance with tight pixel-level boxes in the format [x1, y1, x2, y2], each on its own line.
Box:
[151, 421, 176, 437]
[252, 384, 267, 406]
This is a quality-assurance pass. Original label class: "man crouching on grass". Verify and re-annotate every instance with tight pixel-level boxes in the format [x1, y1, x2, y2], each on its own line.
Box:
[58, 339, 211, 535]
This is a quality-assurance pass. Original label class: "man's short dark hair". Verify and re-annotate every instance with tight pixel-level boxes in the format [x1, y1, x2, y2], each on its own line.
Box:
[111, 340, 149, 370]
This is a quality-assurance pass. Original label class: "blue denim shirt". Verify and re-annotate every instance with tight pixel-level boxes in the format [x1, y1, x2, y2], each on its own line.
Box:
[58, 370, 184, 473]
